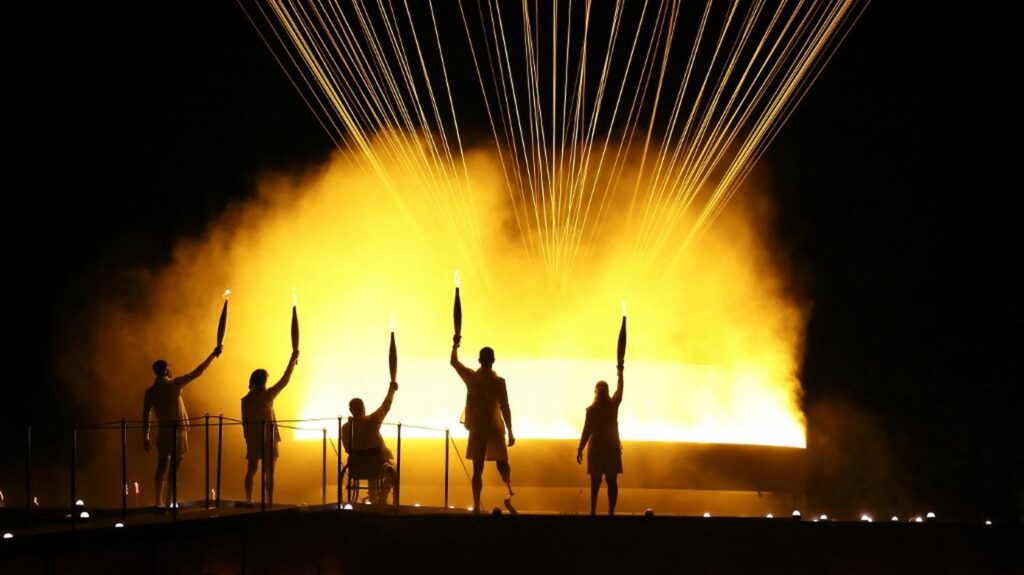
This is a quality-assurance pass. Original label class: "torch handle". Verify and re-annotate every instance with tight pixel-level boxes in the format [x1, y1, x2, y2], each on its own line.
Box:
[454, 287, 462, 339]
[616, 316, 627, 369]
[291, 306, 299, 364]
[389, 332, 397, 384]
[216, 300, 228, 347]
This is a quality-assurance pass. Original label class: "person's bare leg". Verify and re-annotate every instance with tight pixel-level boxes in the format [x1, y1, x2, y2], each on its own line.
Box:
[606, 473, 618, 516]
[589, 473, 601, 516]
[154, 456, 169, 507]
[244, 459, 259, 504]
[265, 457, 276, 507]
[168, 457, 183, 507]
[471, 460, 484, 513]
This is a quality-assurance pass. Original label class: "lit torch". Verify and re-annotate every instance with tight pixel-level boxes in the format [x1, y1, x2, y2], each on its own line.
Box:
[389, 314, 397, 384]
[454, 270, 462, 341]
[217, 289, 231, 348]
[291, 287, 300, 363]
[617, 301, 627, 369]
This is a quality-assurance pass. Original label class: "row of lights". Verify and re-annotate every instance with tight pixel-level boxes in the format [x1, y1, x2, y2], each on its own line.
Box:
[694, 509, 997, 525]
[0, 504, 999, 540]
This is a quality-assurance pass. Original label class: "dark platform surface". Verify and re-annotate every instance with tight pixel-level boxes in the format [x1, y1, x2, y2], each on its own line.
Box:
[2, 504, 1020, 575]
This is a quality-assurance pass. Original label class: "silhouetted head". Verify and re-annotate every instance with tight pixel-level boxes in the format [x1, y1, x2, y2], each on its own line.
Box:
[593, 381, 610, 405]
[479, 346, 495, 368]
[349, 398, 366, 417]
[249, 369, 269, 391]
[152, 360, 169, 378]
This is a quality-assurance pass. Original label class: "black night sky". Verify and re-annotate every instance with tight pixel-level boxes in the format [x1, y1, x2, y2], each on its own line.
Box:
[5, 2, 1021, 521]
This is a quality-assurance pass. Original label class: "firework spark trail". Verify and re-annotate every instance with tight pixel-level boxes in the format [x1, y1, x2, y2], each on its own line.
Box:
[241, 0, 866, 282]
[639, 0, 780, 258]
[456, 1, 535, 258]
[683, 0, 866, 253]
[640, 0, 862, 270]
[709, 0, 869, 236]
[668, 0, 862, 262]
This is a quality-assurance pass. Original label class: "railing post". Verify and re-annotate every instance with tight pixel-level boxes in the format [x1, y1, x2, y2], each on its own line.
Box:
[260, 420, 266, 513]
[216, 415, 223, 508]
[25, 426, 32, 528]
[70, 426, 77, 530]
[121, 418, 128, 521]
[337, 417, 342, 508]
[321, 427, 327, 506]
[444, 428, 450, 511]
[171, 421, 178, 521]
[205, 414, 210, 510]
[395, 423, 401, 512]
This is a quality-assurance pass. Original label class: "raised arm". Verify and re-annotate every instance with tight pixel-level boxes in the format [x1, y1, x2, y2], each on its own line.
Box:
[174, 346, 222, 388]
[142, 388, 154, 451]
[370, 381, 398, 422]
[450, 337, 473, 382]
[266, 350, 300, 400]
[499, 379, 515, 447]
[612, 365, 624, 406]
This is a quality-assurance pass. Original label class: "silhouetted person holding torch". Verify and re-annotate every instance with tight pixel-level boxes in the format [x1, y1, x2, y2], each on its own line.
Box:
[577, 366, 624, 515]
[451, 337, 516, 513]
[241, 349, 299, 507]
[142, 346, 222, 507]
[342, 381, 398, 504]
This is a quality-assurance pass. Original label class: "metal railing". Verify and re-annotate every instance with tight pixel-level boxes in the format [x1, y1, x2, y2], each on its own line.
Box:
[8, 415, 461, 530]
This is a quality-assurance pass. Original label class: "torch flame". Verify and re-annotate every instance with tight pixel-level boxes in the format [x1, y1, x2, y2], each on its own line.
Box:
[0, 490, 4, 502]
[291, 287, 298, 307]
[389, 313, 396, 333]
[33, 497, 39, 507]
[454, 269, 461, 289]
[223, 289, 232, 300]
[621, 300, 627, 317]
[134, 482, 139, 494]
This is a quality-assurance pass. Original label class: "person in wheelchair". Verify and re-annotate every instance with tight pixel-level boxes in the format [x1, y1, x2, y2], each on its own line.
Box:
[341, 380, 398, 504]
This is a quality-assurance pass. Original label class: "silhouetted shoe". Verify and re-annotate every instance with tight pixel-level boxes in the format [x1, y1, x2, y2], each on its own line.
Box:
[503, 498, 518, 515]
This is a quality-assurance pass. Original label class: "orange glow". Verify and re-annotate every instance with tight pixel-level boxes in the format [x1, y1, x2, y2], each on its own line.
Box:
[223, 289, 232, 300]
[77, 138, 808, 449]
